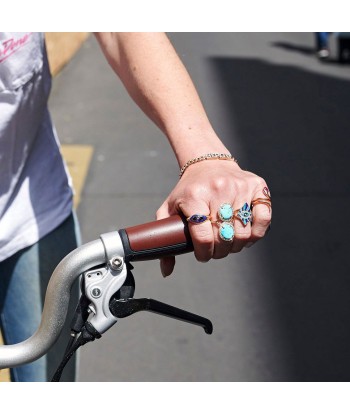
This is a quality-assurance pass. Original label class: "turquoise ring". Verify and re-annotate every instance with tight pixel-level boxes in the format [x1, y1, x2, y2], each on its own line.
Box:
[215, 203, 235, 241]
[234, 203, 252, 226]
[219, 222, 235, 241]
[218, 203, 233, 221]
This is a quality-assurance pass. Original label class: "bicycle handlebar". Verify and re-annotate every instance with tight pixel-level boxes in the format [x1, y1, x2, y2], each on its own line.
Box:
[120, 215, 193, 261]
[0, 215, 193, 369]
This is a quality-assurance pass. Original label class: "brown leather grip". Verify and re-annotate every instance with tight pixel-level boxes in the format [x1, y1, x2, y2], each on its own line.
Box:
[119, 215, 193, 262]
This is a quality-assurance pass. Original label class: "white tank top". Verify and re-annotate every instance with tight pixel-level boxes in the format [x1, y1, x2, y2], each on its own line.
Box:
[0, 32, 73, 261]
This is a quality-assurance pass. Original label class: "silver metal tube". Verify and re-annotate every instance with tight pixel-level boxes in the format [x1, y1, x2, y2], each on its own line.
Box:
[0, 239, 106, 369]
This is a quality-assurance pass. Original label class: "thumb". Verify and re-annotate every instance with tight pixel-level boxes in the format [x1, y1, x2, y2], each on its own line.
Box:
[156, 201, 176, 277]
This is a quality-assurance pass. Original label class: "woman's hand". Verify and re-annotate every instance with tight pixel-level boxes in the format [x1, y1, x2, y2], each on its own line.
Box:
[156, 159, 271, 277]
[94, 32, 271, 273]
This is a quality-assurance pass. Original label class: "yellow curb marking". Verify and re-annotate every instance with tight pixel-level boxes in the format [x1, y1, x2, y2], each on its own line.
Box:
[45, 33, 90, 76]
[0, 333, 7, 381]
[61, 145, 94, 209]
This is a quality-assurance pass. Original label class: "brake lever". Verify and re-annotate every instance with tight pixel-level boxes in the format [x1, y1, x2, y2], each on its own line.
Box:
[108, 264, 213, 335]
[53, 235, 213, 381]
[110, 297, 213, 334]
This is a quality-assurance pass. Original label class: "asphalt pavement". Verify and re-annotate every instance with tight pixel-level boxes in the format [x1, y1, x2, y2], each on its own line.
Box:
[49, 33, 350, 381]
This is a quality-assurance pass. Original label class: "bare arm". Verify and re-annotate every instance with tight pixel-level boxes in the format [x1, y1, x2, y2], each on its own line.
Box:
[94, 32, 271, 276]
[94, 32, 228, 166]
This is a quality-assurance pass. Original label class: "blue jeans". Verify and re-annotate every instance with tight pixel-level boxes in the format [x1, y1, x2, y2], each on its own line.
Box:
[0, 213, 81, 382]
[315, 32, 329, 50]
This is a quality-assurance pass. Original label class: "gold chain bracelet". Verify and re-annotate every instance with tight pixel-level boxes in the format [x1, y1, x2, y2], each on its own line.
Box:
[179, 153, 238, 177]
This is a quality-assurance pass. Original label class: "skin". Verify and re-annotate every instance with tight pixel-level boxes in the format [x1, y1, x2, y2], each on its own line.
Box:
[95, 32, 271, 276]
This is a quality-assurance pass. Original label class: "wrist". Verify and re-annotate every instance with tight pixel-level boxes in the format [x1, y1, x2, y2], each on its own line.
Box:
[179, 153, 237, 178]
[167, 127, 232, 168]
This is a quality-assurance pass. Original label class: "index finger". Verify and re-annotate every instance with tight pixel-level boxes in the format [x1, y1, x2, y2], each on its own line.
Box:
[180, 203, 214, 262]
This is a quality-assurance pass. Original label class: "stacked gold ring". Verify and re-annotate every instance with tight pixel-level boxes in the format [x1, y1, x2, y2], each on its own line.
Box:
[251, 187, 272, 211]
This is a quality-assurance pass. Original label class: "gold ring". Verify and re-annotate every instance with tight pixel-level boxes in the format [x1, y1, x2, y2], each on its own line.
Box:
[251, 187, 272, 212]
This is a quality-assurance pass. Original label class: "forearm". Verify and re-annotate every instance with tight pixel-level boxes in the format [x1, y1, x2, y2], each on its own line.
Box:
[95, 32, 230, 166]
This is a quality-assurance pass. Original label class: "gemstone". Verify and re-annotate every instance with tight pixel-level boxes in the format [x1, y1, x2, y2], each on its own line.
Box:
[188, 214, 208, 224]
[219, 222, 234, 241]
[236, 203, 252, 226]
[219, 203, 233, 221]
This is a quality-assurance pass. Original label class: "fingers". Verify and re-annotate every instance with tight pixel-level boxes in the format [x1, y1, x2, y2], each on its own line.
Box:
[156, 199, 215, 274]
[250, 186, 272, 242]
[156, 171, 271, 276]
[250, 203, 272, 241]
[179, 202, 214, 263]
[160, 256, 176, 278]
[229, 183, 271, 253]
[211, 202, 235, 259]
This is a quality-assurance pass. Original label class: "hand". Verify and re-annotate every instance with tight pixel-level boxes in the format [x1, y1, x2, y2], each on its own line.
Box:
[156, 160, 271, 277]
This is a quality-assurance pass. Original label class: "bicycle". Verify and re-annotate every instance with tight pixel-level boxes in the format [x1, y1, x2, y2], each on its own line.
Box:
[0, 215, 212, 381]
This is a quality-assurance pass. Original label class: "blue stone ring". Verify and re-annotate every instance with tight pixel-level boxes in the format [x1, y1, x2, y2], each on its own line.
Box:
[187, 214, 212, 224]
[218, 203, 234, 221]
[234, 203, 252, 226]
[213, 203, 235, 241]
[219, 222, 235, 241]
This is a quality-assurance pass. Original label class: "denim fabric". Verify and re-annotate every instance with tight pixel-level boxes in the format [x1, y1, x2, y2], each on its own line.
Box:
[316, 32, 329, 50]
[0, 212, 81, 382]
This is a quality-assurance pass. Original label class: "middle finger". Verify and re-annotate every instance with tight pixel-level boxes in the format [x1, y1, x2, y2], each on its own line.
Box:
[231, 201, 252, 253]
[211, 202, 236, 259]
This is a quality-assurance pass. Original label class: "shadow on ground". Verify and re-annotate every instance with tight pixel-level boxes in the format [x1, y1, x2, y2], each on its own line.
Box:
[272, 39, 350, 65]
[210, 57, 350, 381]
[271, 41, 316, 56]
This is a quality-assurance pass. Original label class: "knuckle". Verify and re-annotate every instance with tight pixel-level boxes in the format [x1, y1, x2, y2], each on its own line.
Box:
[183, 185, 204, 200]
[212, 176, 230, 192]
[254, 212, 272, 227]
[192, 227, 213, 245]
[255, 176, 267, 187]
[233, 179, 247, 192]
